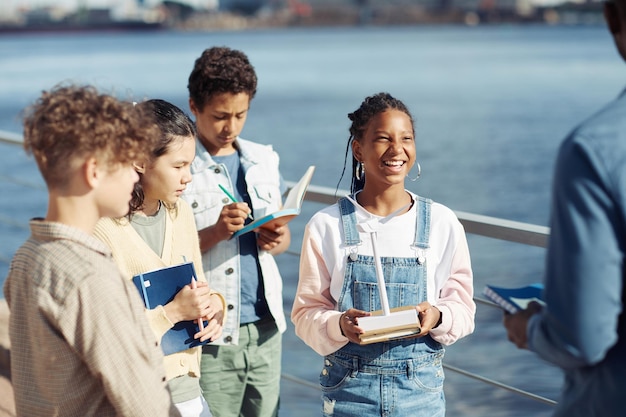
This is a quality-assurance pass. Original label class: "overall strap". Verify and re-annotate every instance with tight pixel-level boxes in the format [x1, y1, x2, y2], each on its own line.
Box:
[339, 197, 361, 246]
[412, 196, 432, 250]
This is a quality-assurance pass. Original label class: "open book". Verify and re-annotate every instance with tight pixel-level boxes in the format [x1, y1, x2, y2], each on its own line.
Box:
[132, 262, 209, 355]
[357, 306, 421, 345]
[232, 165, 315, 238]
[483, 283, 545, 314]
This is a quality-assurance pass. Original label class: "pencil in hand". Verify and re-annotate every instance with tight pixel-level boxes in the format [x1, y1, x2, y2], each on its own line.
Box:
[218, 183, 254, 220]
[190, 276, 204, 331]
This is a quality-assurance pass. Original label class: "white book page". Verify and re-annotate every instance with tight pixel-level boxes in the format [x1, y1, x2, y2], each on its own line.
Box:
[511, 296, 545, 310]
[283, 165, 315, 210]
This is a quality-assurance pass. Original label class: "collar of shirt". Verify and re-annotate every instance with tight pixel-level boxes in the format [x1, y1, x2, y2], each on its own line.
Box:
[29, 219, 111, 258]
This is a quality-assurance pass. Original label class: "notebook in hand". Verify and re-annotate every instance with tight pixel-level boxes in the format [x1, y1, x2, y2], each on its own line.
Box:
[483, 283, 545, 314]
[132, 262, 208, 355]
[232, 165, 315, 238]
[357, 306, 421, 345]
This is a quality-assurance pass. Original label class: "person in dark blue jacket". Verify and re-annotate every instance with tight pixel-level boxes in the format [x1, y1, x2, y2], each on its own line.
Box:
[503, 2, 626, 416]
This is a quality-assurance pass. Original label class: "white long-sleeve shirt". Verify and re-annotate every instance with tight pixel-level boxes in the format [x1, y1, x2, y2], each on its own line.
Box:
[291, 192, 475, 356]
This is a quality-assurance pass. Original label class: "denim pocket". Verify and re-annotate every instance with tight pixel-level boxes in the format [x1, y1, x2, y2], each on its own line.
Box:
[319, 359, 353, 392]
[184, 190, 223, 230]
[352, 281, 419, 312]
[252, 183, 279, 205]
[409, 352, 445, 392]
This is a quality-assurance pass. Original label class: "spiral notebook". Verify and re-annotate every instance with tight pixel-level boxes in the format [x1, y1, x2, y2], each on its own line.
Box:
[483, 283, 545, 314]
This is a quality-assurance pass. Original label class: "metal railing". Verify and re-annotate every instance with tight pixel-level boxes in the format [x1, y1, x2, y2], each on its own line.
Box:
[0, 129, 556, 409]
[285, 181, 556, 409]
[295, 183, 550, 249]
[0, 131, 22, 146]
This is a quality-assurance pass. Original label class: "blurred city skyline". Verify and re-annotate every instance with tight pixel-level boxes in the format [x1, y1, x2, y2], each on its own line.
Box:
[1, 0, 212, 15]
[0, 0, 604, 28]
[3, 0, 575, 13]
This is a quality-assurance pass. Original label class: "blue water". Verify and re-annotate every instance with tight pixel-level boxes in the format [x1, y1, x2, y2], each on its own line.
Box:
[1, 24, 625, 416]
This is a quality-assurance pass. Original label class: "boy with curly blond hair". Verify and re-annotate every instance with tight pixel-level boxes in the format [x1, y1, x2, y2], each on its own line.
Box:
[3, 84, 181, 417]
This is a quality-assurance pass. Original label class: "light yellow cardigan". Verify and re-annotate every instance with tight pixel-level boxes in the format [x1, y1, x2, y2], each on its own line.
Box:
[94, 199, 225, 381]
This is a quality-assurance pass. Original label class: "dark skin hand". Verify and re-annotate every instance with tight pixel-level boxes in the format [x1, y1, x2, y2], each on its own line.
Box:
[198, 202, 251, 252]
[416, 302, 443, 334]
[502, 301, 544, 349]
[255, 225, 290, 254]
[339, 308, 371, 344]
[339, 302, 442, 344]
[198, 203, 291, 255]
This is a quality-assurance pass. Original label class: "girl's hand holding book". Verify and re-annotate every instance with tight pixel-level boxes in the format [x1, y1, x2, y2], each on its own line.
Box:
[164, 280, 212, 324]
[416, 302, 442, 335]
[196, 298, 224, 342]
[339, 308, 371, 344]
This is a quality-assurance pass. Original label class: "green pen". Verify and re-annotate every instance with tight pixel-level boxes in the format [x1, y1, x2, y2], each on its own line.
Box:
[218, 183, 254, 220]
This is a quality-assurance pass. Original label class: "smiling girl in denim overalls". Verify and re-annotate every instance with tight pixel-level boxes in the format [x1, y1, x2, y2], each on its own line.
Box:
[292, 93, 476, 416]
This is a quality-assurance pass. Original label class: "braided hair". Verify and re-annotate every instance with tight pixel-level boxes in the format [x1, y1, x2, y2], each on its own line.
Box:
[338, 92, 415, 194]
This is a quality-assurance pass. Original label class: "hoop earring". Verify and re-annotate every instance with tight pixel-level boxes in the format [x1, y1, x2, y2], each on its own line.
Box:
[407, 162, 421, 182]
[355, 161, 365, 181]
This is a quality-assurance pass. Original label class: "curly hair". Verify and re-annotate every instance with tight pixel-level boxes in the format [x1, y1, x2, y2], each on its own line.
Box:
[187, 46, 258, 110]
[338, 92, 415, 194]
[22, 84, 159, 188]
[129, 99, 196, 214]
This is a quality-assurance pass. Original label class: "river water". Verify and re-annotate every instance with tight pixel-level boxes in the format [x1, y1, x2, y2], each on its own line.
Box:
[1, 23, 624, 416]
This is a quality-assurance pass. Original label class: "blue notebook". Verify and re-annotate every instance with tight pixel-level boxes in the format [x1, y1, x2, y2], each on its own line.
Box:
[483, 283, 545, 314]
[132, 262, 208, 355]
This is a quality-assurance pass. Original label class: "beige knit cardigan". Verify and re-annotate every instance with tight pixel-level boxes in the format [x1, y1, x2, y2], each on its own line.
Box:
[93, 199, 225, 381]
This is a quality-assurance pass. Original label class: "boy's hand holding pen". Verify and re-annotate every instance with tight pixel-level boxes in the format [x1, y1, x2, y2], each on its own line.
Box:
[218, 183, 253, 220]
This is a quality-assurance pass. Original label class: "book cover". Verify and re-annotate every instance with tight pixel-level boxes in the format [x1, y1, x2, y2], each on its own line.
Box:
[232, 165, 315, 238]
[483, 283, 545, 314]
[132, 262, 208, 355]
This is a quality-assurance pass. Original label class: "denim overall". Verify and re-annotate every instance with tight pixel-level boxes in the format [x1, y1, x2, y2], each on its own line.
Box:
[320, 196, 445, 417]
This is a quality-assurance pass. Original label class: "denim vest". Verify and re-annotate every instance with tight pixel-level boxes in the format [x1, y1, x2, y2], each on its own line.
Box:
[320, 196, 445, 417]
[182, 138, 287, 346]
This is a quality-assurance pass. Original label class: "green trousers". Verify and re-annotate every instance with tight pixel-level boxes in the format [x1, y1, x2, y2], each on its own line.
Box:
[200, 317, 281, 417]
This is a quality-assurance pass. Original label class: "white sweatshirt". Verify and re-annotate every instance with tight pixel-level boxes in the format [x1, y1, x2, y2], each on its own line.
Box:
[291, 192, 476, 356]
